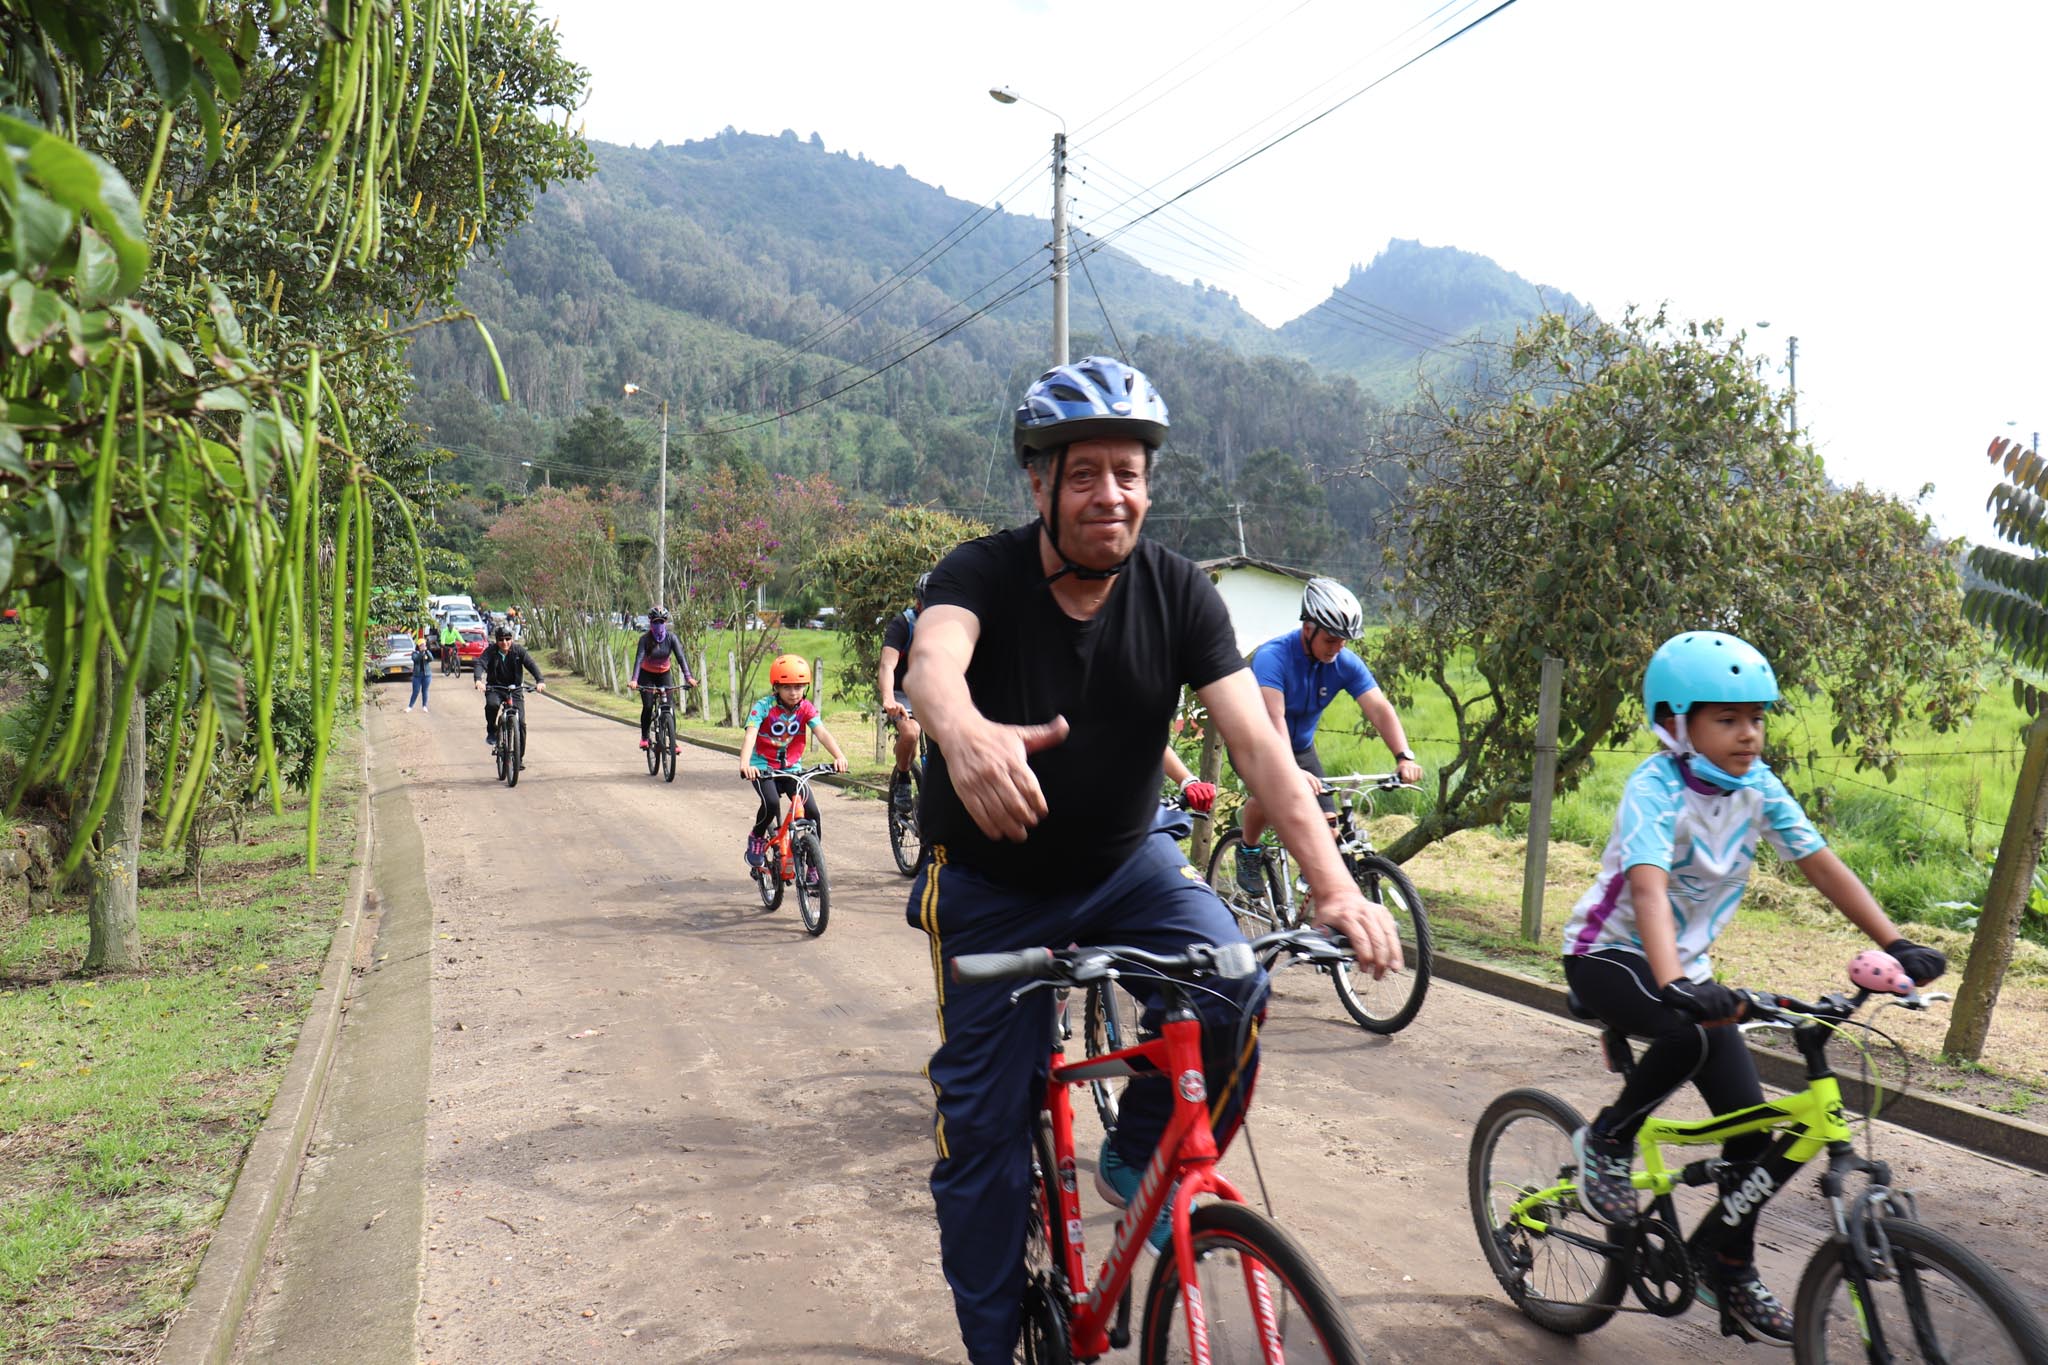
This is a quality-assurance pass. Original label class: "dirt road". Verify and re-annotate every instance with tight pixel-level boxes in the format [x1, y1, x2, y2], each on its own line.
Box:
[346, 689, 2044, 1363]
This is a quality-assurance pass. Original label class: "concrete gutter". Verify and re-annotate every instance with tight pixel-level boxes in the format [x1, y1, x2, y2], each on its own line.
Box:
[1431, 951, 2048, 1176]
[160, 727, 377, 1364]
[539, 688, 888, 797]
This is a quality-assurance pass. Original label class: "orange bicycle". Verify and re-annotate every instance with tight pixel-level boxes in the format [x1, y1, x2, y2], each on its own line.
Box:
[748, 763, 835, 936]
[951, 928, 1368, 1363]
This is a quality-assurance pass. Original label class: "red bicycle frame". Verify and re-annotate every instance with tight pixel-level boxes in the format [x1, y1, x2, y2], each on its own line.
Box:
[1038, 998, 1274, 1361]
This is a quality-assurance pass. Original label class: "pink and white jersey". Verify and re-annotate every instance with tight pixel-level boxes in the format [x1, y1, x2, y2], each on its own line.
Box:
[1561, 752, 1825, 982]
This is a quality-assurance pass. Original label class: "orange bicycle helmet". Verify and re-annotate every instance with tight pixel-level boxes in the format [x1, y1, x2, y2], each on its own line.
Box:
[769, 654, 811, 686]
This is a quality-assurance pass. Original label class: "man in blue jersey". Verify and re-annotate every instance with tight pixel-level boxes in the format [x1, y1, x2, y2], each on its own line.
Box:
[1233, 576, 1422, 896]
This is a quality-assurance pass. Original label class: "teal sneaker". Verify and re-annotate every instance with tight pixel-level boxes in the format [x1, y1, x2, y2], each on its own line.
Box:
[1233, 842, 1269, 900]
[1095, 1137, 1173, 1253]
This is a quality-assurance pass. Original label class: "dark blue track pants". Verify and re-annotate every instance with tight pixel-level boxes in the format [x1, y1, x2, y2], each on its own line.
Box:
[906, 827, 1269, 1364]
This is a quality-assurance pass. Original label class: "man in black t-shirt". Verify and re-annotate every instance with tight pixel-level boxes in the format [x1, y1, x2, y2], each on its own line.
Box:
[876, 571, 930, 816]
[905, 357, 1401, 1364]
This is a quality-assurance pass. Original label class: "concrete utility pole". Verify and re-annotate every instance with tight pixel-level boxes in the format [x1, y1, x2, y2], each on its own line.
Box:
[1051, 131, 1069, 366]
[623, 384, 671, 608]
[990, 87, 1068, 366]
[1787, 335, 1799, 434]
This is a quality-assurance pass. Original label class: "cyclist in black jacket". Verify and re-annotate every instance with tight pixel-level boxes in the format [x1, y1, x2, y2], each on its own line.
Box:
[472, 626, 545, 746]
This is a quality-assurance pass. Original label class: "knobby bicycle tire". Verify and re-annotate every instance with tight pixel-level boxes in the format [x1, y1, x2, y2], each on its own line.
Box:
[1205, 828, 1288, 943]
[645, 715, 661, 775]
[494, 736, 508, 783]
[1081, 981, 1129, 1134]
[1792, 1215, 2048, 1363]
[506, 718, 524, 788]
[1138, 1201, 1366, 1364]
[1330, 854, 1432, 1034]
[661, 711, 678, 783]
[756, 836, 785, 912]
[794, 831, 830, 936]
[1019, 1115, 1073, 1365]
[888, 765, 922, 877]
[1468, 1087, 1628, 1336]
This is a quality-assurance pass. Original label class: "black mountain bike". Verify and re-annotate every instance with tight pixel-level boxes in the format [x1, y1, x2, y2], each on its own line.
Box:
[885, 708, 927, 877]
[489, 684, 535, 787]
[641, 684, 679, 783]
[1208, 772, 1433, 1034]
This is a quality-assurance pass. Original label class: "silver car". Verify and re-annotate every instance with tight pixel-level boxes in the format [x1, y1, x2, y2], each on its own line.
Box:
[367, 633, 418, 682]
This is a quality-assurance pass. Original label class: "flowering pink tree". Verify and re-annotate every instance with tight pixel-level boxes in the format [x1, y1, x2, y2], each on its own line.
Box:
[687, 467, 785, 720]
[478, 490, 628, 687]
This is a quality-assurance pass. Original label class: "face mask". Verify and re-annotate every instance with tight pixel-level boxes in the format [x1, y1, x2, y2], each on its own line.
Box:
[1654, 714, 1770, 792]
[651, 622, 668, 641]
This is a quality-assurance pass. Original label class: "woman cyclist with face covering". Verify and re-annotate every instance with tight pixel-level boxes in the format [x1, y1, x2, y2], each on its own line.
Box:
[633, 607, 696, 752]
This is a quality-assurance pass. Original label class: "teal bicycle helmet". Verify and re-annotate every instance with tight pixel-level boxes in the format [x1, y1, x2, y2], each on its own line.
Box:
[1643, 631, 1780, 721]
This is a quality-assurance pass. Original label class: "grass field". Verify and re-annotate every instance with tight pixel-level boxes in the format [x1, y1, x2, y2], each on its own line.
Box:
[0, 731, 360, 1361]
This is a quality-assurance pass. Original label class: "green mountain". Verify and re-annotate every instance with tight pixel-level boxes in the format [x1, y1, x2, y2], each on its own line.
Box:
[1278, 238, 1586, 396]
[409, 130, 1576, 585]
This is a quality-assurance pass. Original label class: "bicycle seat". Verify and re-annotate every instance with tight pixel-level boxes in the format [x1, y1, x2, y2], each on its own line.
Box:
[1564, 988, 1601, 1022]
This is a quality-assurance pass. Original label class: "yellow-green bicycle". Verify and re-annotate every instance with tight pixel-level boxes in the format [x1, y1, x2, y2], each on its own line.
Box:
[1469, 956, 2047, 1362]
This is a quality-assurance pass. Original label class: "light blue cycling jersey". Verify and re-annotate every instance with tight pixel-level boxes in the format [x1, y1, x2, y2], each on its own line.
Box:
[1248, 629, 1376, 751]
[1561, 752, 1826, 981]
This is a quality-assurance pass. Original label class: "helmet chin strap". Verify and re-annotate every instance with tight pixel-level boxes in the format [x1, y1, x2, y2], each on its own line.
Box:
[1038, 446, 1129, 585]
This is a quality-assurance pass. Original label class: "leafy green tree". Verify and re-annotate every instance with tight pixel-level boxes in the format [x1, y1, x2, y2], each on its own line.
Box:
[0, 2, 590, 968]
[1366, 309, 1978, 864]
[553, 404, 649, 489]
[1945, 436, 2048, 1059]
[812, 507, 990, 706]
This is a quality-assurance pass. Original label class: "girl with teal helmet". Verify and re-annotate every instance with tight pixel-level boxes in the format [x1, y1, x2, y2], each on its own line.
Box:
[1642, 631, 1780, 791]
[1553, 626, 1948, 1343]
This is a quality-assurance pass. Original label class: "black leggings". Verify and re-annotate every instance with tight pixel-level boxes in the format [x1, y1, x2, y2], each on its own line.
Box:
[1564, 948, 1769, 1260]
[638, 669, 678, 739]
[751, 775, 820, 839]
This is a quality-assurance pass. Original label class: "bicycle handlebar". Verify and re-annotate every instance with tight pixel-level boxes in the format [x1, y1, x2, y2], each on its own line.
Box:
[1323, 772, 1421, 793]
[1730, 984, 1952, 1026]
[949, 927, 1346, 988]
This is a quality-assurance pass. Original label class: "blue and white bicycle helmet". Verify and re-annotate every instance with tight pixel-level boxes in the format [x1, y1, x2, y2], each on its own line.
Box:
[1012, 356, 1169, 464]
[1643, 631, 1780, 721]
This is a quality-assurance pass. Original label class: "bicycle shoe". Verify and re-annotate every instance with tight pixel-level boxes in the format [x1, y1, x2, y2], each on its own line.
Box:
[1696, 1259, 1794, 1344]
[891, 775, 915, 815]
[745, 835, 767, 870]
[1095, 1137, 1173, 1253]
[1232, 843, 1268, 899]
[1570, 1124, 1638, 1226]
[639, 738, 650, 750]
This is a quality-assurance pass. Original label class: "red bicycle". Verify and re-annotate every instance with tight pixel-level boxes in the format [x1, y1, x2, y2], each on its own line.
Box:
[747, 763, 835, 936]
[951, 928, 1367, 1363]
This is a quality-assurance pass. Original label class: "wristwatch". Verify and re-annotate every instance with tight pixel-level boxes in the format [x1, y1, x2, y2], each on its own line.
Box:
[1395, 750, 1416, 763]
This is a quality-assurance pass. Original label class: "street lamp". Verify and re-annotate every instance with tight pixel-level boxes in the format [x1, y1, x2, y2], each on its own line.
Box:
[519, 459, 549, 490]
[623, 383, 672, 609]
[990, 85, 1068, 366]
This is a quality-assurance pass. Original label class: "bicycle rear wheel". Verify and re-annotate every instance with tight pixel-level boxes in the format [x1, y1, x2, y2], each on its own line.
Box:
[1138, 1201, 1365, 1364]
[1467, 1088, 1627, 1336]
[1792, 1215, 2048, 1363]
[888, 768, 922, 877]
[1020, 1115, 1072, 1364]
[793, 830, 830, 936]
[1205, 829, 1287, 942]
[495, 736, 508, 783]
[1081, 981, 1129, 1134]
[1330, 854, 1432, 1034]
[507, 717, 524, 787]
[645, 709, 660, 774]
[660, 710, 677, 782]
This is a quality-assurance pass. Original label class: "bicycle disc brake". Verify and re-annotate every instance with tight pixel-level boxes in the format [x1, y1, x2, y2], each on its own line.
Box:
[1624, 1217, 1695, 1317]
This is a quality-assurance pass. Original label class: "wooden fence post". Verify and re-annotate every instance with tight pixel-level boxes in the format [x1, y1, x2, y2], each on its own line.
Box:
[698, 651, 711, 721]
[1191, 725, 1220, 869]
[727, 651, 739, 727]
[1520, 657, 1564, 943]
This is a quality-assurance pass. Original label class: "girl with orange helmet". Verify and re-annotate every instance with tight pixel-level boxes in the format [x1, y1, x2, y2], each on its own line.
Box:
[737, 654, 848, 873]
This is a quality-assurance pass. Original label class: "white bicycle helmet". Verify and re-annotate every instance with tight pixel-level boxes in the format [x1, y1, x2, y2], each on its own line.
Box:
[1300, 577, 1363, 640]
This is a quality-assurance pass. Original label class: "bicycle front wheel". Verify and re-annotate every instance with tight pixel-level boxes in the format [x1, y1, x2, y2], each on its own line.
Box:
[1330, 855, 1432, 1034]
[1468, 1087, 1627, 1336]
[888, 769, 922, 877]
[1792, 1215, 2048, 1363]
[1205, 829, 1286, 942]
[1081, 981, 1129, 1134]
[793, 831, 830, 936]
[1138, 1201, 1365, 1364]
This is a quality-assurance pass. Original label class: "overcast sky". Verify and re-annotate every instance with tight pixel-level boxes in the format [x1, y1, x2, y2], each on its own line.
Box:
[530, 0, 2046, 545]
